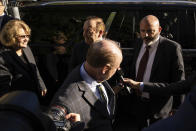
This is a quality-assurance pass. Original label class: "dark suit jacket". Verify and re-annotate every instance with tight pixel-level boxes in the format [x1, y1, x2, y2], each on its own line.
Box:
[0, 15, 15, 48]
[142, 84, 196, 131]
[51, 65, 116, 131]
[0, 14, 15, 30]
[142, 72, 196, 96]
[0, 46, 46, 97]
[129, 36, 185, 118]
[46, 53, 69, 83]
[69, 42, 89, 72]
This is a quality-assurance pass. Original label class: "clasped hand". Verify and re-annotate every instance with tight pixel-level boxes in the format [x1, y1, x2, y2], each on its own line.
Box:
[123, 78, 141, 89]
[113, 78, 141, 94]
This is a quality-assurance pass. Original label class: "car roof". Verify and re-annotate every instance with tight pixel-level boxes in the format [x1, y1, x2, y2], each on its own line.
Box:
[20, 0, 196, 7]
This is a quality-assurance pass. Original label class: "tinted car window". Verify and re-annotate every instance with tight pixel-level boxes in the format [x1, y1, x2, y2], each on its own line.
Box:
[19, 4, 196, 49]
[20, 5, 110, 47]
[18, 2, 196, 77]
[108, 7, 196, 49]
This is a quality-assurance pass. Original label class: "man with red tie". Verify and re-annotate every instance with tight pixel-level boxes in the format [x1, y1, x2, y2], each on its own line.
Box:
[117, 15, 185, 130]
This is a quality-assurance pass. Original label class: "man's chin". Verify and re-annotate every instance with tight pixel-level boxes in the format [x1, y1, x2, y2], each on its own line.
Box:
[85, 37, 95, 44]
[144, 39, 152, 44]
[21, 44, 27, 48]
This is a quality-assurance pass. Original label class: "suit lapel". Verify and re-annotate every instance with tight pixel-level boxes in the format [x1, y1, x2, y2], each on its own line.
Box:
[23, 46, 36, 65]
[7, 46, 35, 73]
[150, 37, 164, 80]
[0, 15, 7, 30]
[7, 50, 32, 75]
[23, 47, 38, 79]
[132, 40, 143, 79]
[12, 47, 37, 80]
[78, 81, 110, 119]
[103, 81, 115, 116]
[133, 37, 164, 81]
[1, 49, 32, 81]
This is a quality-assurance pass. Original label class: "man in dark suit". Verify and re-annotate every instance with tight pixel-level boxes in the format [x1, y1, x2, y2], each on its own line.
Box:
[0, 1, 15, 49]
[117, 15, 185, 130]
[51, 39, 123, 131]
[123, 72, 196, 97]
[142, 83, 196, 131]
[120, 72, 196, 131]
[0, 1, 14, 30]
[69, 16, 105, 72]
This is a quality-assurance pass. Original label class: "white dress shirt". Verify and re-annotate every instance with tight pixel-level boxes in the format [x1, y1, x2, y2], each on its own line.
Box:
[136, 36, 160, 98]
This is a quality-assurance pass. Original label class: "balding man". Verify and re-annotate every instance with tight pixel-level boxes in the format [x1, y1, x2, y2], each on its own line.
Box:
[117, 15, 185, 130]
[51, 39, 122, 131]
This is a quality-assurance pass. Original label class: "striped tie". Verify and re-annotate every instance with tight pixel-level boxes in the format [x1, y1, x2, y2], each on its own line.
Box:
[96, 84, 107, 104]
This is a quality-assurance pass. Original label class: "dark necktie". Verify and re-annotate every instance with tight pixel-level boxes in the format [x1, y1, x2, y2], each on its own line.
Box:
[96, 84, 107, 104]
[136, 45, 150, 81]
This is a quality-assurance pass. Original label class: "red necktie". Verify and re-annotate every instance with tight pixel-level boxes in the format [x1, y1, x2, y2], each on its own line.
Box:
[136, 46, 150, 81]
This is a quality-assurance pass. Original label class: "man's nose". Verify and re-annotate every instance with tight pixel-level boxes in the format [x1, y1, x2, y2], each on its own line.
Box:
[144, 32, 149, 37]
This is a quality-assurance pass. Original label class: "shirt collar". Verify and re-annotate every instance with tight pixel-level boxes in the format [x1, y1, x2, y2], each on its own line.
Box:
[143, 35, 159, 49]
[0, 13, 5, 17]
[80, 63, 99, 87]
[94, 37, 103, 43]
[144, 35, 159, 46]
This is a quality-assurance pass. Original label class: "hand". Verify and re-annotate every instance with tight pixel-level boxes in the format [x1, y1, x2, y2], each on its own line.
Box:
[41, 89, 47, 96]
[123, 78, 142, 96]
[169, 109, 177, 116]
[113, 84, 124, 94]
[65, 113, 81, 123]
[123, 78, 141, 89]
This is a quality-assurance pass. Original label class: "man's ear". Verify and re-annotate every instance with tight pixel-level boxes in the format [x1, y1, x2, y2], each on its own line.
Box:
[102, 64, 111, 74]
[159, 26, 162, 32]
[98, 30, 103, 38]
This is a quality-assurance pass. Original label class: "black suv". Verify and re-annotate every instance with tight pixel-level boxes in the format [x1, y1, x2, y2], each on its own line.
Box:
[8, 0, 196, 79]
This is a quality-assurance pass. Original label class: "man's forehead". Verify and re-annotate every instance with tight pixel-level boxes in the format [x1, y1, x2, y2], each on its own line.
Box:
[88, 20, 97, 27]
[140, 21, 159, 29]
[84, 20, 96, 29]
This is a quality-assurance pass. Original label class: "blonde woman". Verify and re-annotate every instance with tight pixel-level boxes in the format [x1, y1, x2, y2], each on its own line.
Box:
[0, 20, 47, 101]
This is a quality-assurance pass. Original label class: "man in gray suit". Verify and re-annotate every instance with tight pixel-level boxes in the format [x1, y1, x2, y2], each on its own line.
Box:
[51, 39, 123, 131]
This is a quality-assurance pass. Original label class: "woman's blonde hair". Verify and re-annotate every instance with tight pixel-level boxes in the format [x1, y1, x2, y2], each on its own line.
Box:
[0, 20, 31, 47]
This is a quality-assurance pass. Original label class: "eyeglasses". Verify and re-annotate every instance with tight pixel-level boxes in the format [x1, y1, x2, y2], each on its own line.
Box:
[16, 35, 30, 39]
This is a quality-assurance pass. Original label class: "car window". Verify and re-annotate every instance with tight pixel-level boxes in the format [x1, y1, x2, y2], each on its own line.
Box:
[17, 3, 196, 78]
[19, 4, 196, 49]
[19, 5, 111, 55]
[108, 7, 196, 49]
